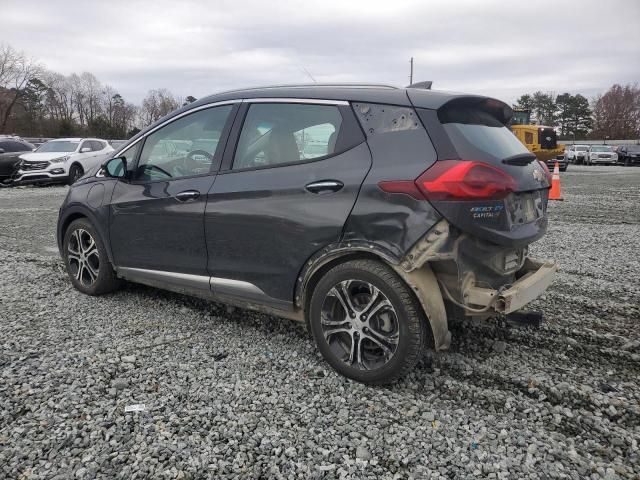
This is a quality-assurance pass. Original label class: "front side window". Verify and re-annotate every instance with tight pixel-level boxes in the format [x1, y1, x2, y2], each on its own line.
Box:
[91, 141, 105, 151]
[119, 142, 142, 170]
[233, 103, 342, 169]
[135, 105, 232, 181]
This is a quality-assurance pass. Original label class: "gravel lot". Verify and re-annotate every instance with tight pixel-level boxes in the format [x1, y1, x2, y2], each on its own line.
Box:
[1, 165, 639, 479]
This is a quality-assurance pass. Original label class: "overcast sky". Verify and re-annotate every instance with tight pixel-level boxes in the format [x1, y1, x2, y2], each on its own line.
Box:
[3, 0, 639, 105]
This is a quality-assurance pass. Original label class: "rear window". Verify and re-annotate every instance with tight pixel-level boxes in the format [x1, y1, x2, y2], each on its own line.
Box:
[439, 107, 529, 162]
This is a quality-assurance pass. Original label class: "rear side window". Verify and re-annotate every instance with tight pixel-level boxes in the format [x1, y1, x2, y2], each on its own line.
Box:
[233, 103, 343, 170]
[439, 106, 529, 162]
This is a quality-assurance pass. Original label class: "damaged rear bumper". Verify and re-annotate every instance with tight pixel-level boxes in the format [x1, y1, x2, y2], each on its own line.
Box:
[463, 258, 557, 314]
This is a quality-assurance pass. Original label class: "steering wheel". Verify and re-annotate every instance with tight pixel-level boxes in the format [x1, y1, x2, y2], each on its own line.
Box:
[177, 149, 214, 176]
[186, 150, 214, 163]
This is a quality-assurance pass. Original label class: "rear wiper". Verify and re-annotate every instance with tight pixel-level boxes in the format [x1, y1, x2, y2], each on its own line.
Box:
[502, 153, 537, 166]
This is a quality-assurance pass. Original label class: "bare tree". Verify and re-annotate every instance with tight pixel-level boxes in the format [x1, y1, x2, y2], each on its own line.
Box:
[0, 44, 42, 132]
[591, 84, 640, 139]
[140, 89, 180, 126]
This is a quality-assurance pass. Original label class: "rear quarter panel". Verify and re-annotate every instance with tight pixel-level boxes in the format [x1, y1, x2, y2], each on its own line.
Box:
[343, 102, 442, 260]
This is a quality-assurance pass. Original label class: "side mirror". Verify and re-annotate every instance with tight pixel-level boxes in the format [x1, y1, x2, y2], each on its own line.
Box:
[103, 157, 127, 179]
[81, 147, 91, 153]
[0, 148, 5, 154]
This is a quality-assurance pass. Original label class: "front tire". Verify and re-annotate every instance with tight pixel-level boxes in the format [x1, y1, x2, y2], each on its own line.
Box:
[68, 164, 84, 185]
[63, 218, 119, 295]
[309, 259, 427, 384]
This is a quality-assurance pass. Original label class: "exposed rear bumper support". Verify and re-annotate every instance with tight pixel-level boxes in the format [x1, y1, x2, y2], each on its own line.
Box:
[464, 258, 557, 314]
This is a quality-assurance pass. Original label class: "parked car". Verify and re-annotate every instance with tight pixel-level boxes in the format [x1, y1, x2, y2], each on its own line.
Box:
[546, 156, 567, 172]
[56, 84, 556, 384]
[0, 137, 35, 184]
[14, 138, 114, 185]
[564, 144, 589, 164]
[585, 145, 617, 165]
[616, 144, 640, 166]
[109, 140, 128, 151]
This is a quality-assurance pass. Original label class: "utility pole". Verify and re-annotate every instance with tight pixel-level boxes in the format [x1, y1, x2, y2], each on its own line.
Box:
[409, 57, 414, 85]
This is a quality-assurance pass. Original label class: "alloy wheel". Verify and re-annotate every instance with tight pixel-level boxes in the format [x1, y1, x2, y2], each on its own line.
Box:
[320, 279, 399, 371]
[67, 229, 100, 286]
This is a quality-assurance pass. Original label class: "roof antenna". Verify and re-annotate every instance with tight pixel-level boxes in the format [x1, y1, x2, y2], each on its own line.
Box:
[407, 81, 433, 90]
[300, 66, 317, 83]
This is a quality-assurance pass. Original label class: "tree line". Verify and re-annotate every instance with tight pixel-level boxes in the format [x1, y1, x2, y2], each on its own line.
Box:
[513, 83, 640, 140]
[0, 44, 197, 139]
[1, 43, 639, 140]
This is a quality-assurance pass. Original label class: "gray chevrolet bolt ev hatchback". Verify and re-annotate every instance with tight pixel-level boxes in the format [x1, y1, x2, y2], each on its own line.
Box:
[57, 84, 557, 384]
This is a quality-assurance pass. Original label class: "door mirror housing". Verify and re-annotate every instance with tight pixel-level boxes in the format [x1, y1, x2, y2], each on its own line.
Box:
[80, 147, 91, 153]
[103, 157, 128, 179]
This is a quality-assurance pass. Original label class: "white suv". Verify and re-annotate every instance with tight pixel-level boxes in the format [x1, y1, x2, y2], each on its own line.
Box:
[586, 145, 618, 165]
[14, 138, 114, 185]
[564, 144, 589, 164]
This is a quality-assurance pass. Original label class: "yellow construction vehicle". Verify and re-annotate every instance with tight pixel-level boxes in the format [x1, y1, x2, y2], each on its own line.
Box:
[510, 109, 565, 162]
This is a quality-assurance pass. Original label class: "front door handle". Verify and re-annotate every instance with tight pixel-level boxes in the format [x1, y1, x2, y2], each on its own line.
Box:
[305, 180, 344, 194]
[175, 190, 200, 202]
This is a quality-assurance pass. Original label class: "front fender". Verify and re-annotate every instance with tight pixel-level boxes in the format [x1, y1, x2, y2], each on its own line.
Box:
[57, 182, 116, 264]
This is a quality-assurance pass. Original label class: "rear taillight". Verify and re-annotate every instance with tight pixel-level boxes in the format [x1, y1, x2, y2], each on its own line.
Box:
[379, 160, 517, 201]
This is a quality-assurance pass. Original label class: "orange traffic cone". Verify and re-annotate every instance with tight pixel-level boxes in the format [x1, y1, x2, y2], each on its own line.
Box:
[549, 161, 563, 201]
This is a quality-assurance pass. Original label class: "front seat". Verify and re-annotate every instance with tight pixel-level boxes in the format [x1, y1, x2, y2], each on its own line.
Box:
[265, 128, 300, 165]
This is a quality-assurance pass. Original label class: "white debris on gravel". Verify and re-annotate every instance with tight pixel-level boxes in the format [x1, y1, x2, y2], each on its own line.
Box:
[0, 167, 638, 479]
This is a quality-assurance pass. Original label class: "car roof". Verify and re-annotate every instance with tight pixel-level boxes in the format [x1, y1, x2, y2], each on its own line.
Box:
[47, 138, 106, 142]
[122, 84, 512, 152]
[191, 84, 502, 111]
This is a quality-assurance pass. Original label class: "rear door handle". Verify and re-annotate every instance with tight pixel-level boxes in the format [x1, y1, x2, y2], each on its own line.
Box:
[305, 180, 344, 194]
[175, 190, 200, 202]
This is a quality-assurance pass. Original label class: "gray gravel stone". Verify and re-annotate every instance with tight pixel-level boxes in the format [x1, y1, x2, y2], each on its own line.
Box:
[1, 166, 639, 479]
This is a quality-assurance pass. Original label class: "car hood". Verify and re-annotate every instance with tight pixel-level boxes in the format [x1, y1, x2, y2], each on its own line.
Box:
[20, 152, 75, 161]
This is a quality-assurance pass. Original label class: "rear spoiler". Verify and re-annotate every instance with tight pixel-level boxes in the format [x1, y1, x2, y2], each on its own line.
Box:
[407, 90, 513, 126]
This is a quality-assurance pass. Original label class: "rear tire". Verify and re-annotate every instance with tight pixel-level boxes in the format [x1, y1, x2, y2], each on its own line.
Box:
[68, 164, 84, 185]
[308, 259, 427, 384]
[63, 218, 119, 295]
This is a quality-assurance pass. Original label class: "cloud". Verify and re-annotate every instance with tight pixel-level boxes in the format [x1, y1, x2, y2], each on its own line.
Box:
[2, 0, 639, 104]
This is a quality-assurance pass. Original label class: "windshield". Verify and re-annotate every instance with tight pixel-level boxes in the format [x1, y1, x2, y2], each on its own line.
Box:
[625, 145, 640, 152]
[36, 141, 79, 153]
[591, 146, 612, 152]
[576, 146, 588, 151]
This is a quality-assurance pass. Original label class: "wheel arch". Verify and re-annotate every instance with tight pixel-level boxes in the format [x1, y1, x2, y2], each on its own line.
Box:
[69, 161, 84, 172]
[298, 244, 450, 351]
[58, 206, 114, 264]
